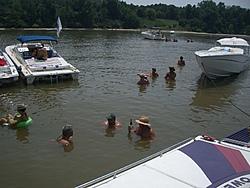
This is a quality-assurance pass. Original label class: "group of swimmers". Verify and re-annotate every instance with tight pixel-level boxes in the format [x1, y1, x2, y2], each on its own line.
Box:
[137, 56, 185, 85]
[0, 104, 156, 148]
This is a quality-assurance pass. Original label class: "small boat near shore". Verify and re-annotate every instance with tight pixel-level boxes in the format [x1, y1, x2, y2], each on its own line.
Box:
[141, 27, 166, 40]
[195, 37, 250, 79]
[5, 35, 80, 84]
[76, 127, 250, 188]
[0, 50, 19, 86]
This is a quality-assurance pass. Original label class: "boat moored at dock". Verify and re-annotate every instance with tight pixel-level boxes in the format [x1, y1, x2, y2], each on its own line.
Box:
[5, 35, 80, 84]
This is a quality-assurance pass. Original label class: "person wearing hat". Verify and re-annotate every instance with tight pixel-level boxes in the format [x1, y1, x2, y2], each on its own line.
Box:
[164, 66, 176, 80]
[32, 44, 47, 60]
[56, 125, 74, 147]
[128, 116, 155, 141]
[137, 74, 150, 85]
[177, 56, 185, 66]
[103, 113, 122, 129]
[150, 68, 159, 77]
[0, 103, 29, 126]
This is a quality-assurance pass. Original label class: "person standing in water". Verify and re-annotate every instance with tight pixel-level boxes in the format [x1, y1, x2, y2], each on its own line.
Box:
[150, 68, 159, 77]
[56, 125, 73, 146]
[128, 116, 156, 142]
[177, 56, 185, 66]
[164, 66, 176, 80]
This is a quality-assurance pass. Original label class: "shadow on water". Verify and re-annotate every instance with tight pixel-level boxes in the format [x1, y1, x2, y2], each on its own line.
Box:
[196, 73, 240, 89]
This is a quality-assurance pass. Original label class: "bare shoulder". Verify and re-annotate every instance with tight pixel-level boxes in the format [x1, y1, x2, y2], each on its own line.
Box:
[115, 121, 122, 127]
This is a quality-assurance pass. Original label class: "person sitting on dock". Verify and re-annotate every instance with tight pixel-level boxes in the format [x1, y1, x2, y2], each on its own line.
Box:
[33, 44, 47, 60]
[150, 68, 159, 77]
[103, 113, 122, 129]
[0, 103, 29, 126]
[177, 56, 185, 66]
[137, 74, 150, 85]
[128, 116, 156, 142]
[165, 66, 176, 80]
[56, 125, 73, 147]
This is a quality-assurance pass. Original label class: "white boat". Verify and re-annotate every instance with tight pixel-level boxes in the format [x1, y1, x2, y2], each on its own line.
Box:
[76, 127, 250, 188]
[170, 30, 176, 34]
[195, 37, 250, 79]
[5, 35, 80, 84]
[141, 27, 166, 40]
[0, 50, 19, 86]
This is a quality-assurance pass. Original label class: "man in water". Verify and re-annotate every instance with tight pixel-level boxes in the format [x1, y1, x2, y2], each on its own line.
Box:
[150, 68, 159, 77]
[103, 113, 122, 129]
[165, 66, 176, 80]
[57, 125, 73, 147]
[128, 116, 156, 142]
[177, 56, 185, 66]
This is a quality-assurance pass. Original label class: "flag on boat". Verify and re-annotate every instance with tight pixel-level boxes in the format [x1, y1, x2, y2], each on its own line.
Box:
[57, 17, 62, 38]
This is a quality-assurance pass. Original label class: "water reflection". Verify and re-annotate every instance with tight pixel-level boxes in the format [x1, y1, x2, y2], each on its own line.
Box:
[105, 128, 116, 137]
[14, 127, 30, 143]
[63, 144, 74, 152]
[127, 133, 152, 152]
[165, 80, 176, 90]
[138, 85, 148, 93]
[190, 73, 240, 109]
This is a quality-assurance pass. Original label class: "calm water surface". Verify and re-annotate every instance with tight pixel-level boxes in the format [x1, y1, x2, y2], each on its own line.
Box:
[0, 30, 250, 188]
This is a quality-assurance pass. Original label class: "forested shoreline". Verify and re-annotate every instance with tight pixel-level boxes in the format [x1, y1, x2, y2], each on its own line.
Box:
[0, 0, 249, 35]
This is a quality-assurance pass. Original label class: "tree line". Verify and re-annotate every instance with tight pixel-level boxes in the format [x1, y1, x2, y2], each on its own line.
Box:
[0, 0, 249, 35]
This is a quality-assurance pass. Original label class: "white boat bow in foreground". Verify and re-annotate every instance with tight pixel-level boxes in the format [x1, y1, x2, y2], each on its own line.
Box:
[0, 50, 19, 86]
[5, 35, 80, 84]
[195, 37, 250, 79]
[76, 127, 250, 188]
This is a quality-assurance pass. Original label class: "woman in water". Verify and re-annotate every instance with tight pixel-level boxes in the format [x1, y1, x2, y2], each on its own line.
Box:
[137, 74, 150, 85]
[0, 103, 29, 126]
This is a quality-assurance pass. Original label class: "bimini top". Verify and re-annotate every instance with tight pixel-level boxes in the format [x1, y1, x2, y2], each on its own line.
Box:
[17, 35, 57, 44]
[217, 37, 249, 47]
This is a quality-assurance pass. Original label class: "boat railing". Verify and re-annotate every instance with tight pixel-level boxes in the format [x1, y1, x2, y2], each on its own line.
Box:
[220, 137, 250, 147]
[75, 137, 194, 188]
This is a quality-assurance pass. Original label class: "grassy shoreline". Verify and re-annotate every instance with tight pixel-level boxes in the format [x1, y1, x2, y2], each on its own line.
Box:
[0, 27, 248, 37]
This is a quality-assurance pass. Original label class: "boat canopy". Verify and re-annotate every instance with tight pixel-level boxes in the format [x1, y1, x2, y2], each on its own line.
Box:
[150, 27, 162, 30]
[17, 35, 57, 44]
[217, 37, 249, 47]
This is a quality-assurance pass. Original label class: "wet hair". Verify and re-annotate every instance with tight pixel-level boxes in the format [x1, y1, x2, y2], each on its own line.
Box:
[62, 125, 73, 136]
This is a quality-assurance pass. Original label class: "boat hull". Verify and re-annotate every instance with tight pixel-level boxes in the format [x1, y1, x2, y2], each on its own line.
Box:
[195, 49, 250, 79]
[0, 52, 19, 85]
[141, 32, 165, 40]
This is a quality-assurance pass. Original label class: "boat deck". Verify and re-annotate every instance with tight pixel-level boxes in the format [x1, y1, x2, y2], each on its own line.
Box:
[76, 128, 250, 188]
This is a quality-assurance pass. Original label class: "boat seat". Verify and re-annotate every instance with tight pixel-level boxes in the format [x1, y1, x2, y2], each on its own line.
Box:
[23, 51, 33, 59]
[47, 50, 53, 58]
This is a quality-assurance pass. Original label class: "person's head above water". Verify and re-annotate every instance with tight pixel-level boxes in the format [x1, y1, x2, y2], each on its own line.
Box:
[62, 125, 73, 137]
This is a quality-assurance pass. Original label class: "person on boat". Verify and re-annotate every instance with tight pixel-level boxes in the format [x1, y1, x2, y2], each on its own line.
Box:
[177, 56, 185, 66]
[165, 66, 176, 80]
[137, 74, 150, 85]
[33, 44, 47, 60]
[128, 116, 156, 142]
[0, 103, 29, 126]
[103, 113, 122, 129]
[56, 125, 73, 146]
[150, 68, 159, 77]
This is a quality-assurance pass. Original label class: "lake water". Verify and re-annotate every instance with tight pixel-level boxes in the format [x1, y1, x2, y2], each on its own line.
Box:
[0, 30, 250, 188]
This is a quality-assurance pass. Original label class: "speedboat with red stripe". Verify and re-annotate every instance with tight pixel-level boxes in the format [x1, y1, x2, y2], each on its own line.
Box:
[76, 127, 250, 188]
